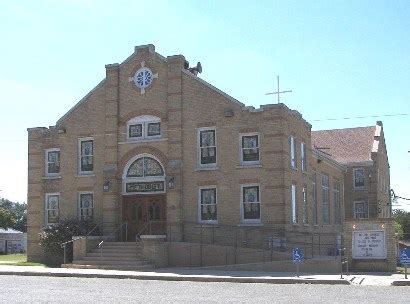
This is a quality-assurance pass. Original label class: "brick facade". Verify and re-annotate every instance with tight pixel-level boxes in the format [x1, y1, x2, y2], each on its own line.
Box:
[27, 45, 391, 267]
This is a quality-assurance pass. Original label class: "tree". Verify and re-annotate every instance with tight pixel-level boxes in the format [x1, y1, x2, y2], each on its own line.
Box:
[0, 198, 27, 232]
[393, 209, 410, 240]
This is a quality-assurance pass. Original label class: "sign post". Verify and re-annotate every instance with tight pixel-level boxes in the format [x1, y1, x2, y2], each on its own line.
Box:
[293, 248, 303, 277]
[400, 248, 410, 279]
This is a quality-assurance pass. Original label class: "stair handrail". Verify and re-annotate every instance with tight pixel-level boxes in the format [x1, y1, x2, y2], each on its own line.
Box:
[98, 221, 128, 262]
[60, 222, 102, 264]
[135, 221, 150, 241]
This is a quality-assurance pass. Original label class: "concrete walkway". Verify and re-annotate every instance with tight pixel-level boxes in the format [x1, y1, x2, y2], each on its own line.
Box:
[0, 265, 408, 286]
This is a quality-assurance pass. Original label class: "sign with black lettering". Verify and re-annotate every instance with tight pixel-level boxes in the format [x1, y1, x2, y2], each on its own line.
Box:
[352, 230, 386, 259]
[126, 181, 165, 193]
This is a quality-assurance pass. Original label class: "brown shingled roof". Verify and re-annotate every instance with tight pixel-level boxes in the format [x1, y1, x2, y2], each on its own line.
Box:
[311, 126, 376, 164]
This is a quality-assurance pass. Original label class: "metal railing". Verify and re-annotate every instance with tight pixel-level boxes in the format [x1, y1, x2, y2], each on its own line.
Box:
[60, 222, 102, 264]
[98, 221, 128, 262]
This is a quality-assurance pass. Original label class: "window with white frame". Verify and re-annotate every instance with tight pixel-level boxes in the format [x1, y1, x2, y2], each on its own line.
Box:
[79, 193, 93, 220]
[241, 185, 260, 222]
[291, 184, 297, 224]
[290, 136, 297, 169]
[198, 128, 216, 166]
[353, 168, 365, 189]
[312, 172, 318, 225]
[45, 193, 59, 225]
[45, 149, 60, 176]
[302, 186, 308, 224]
[354, 201, 368, 219]
[199, 187, 217, 222]
[333, 180, 341, 224]
[322, 174, 330, 224]
[79, 139, 93, 173]
[127, 115, 161, 140]
[301, 142, 306, 172]
[240, 133, 260, 164]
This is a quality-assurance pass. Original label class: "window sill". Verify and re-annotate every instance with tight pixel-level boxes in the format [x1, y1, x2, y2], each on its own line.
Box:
[76, 173, 96, 178]
[236, 164, 262, 169]
[197, 222, 219, 226]
[238, 223, 263, 227]
[353, 187, 366, 191]
[119, 138, 167, 145]
[196, 166, 219, 171]
[42, 176, 61, 180]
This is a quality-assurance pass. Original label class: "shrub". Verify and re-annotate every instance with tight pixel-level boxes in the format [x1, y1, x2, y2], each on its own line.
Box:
[39, 218, 100, 266]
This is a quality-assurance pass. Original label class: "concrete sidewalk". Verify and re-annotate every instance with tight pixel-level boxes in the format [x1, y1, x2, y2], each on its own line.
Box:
[0, 265, 408, 286]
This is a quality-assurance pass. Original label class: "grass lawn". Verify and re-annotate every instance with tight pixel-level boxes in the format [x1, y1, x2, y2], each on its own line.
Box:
[0, 254, 45, 266]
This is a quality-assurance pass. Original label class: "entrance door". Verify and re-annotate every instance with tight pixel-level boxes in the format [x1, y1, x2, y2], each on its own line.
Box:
[122, 195, 166, 241]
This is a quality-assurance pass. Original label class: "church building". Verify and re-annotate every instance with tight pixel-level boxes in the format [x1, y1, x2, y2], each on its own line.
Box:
[27, 44, 391, 264]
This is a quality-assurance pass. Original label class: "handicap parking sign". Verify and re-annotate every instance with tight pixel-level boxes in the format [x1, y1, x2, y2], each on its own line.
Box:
[293, 248, 303, 263]
[400, 248, 410, 266]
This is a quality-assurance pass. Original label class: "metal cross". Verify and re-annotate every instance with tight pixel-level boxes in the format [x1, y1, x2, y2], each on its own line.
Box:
[265, 75, 292, 103]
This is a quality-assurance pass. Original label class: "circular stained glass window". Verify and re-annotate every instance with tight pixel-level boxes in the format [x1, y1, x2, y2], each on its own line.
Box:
[134, 67, 153, 89]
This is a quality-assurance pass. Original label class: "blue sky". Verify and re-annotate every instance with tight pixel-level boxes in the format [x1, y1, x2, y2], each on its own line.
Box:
[0, 0, 409, 210]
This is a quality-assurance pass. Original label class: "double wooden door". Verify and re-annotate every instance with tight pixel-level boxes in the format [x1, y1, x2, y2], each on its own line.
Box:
[122, 195, 166, 240]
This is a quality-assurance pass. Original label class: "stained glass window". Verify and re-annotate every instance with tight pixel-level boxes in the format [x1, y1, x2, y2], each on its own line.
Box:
[200, 188, 217, 221]
[46, 150, 60, 175]
[241, 135, 259, 162]
[80, 140, 93, 172]
[80, 193, 93, 220]
[46, 194, 59, 224]
[127, 157, 164, 177]
[242, 186, 260, 220]
[129, 124, 143, 138]
[135, 68, 153, 89]
[147, 123, 161, 136]
[199, 130, 216, 165]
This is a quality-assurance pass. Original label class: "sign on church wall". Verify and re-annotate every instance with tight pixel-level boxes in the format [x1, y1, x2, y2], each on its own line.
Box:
[352, 230, 386, 259]
[126, 181, 165, 193]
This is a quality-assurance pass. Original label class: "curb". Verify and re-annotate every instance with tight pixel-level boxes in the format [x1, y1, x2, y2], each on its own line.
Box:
[0, 271, 350, 285]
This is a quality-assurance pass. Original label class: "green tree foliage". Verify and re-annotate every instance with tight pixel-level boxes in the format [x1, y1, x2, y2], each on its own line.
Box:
[0, 198, 27, 231]
[39, 218, 99, 265]
[393, 209, 410, 239]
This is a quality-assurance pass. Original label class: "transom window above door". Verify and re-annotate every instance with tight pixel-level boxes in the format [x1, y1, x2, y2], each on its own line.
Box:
[127, 157, 164, 177]
[127, 115, 161, 141]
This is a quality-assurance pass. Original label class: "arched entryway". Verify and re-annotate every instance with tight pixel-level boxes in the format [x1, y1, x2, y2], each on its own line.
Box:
[122, 154, 166, 240]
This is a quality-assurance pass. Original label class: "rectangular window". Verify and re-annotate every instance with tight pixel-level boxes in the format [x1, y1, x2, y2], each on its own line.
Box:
[79, 139, 93, 173]
[333, 180, 341, 224]
[199, 129, 217, 166]
[45, 193, 59, 225]
[354, 201, 368, 219]
[322, 175, 330, 224]
[302, 186, 308, 224]
[290, 136, 297, 169]
[353, 168, 365, 188]
[199, 188, 217, 222]
[291, 184, 297, 224]
[312, 172, 318, 225]
[301, 142, 306, 172]
[241, 185, 260, 222]
[129, 124, 143, 138]
[241, 134, 260, 163]
[79, 193, 93, 220]
[45, 149, 60, 176]
[147, 122, 161, 136]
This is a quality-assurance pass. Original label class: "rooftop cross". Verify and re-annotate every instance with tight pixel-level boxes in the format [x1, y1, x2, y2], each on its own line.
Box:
[265, 75, 292, 104]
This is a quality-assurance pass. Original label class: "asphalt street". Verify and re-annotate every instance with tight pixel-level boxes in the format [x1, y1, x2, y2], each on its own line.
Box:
[1, 275, 410, 303]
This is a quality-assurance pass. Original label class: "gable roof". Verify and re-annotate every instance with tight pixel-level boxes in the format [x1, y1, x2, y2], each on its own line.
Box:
[311, 126, 376, 164]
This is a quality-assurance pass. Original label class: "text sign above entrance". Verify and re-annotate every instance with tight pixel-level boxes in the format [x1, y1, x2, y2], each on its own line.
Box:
[126, 181, 165, 193]
[352, 230, 386, 259]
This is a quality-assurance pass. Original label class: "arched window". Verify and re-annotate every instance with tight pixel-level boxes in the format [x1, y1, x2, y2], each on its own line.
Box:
[127, 115, 161, 140]
[123, 154, 166, 195]
[127, 157, 164, 177]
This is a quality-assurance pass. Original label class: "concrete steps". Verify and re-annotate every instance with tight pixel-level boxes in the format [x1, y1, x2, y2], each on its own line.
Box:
[63, 241, 155, 271]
